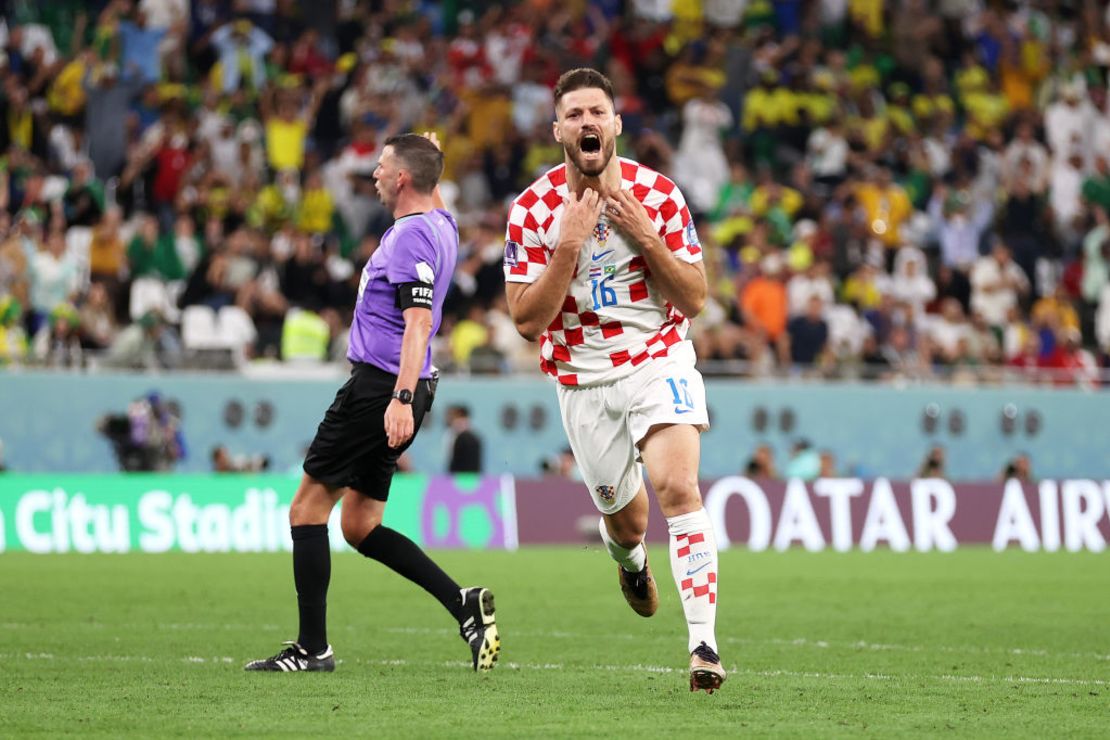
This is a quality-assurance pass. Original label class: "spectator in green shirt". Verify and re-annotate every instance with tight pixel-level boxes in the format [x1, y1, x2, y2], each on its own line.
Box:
[1081, 154, 1110, 213]
[127, 214, 184, 282]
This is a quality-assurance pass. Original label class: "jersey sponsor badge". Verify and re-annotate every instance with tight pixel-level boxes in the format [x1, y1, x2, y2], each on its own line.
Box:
[504, 240, 519, 267]
[415, 261, 435, 284]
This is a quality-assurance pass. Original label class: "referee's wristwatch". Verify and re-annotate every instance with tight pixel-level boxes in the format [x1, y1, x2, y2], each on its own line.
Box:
[391, 389, 414, 405]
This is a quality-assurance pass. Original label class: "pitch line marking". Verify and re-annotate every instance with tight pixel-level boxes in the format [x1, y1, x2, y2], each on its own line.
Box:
[347, 658, 1110, 686]
[724, 636, 1110, 663]
[2, 652, 1106, 686]
[5, 625, 1107, 664]
[6, 622, 1107, 664]
[377, 627, 1110, 663]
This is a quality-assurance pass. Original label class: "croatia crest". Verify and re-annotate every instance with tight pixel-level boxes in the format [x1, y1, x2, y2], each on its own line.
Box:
[594, 217, 610, 245]
[595, 484, 616, 503]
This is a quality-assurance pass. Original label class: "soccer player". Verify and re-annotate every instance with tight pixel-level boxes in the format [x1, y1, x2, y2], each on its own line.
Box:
[246, 134, 499, 673]
[503, 69, 724, 692]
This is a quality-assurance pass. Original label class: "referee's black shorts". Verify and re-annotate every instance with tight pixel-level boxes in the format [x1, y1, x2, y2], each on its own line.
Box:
[302, 362, 435, 500]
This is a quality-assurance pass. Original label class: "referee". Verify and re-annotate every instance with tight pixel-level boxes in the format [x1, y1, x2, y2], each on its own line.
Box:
[246, 133, 499, 673]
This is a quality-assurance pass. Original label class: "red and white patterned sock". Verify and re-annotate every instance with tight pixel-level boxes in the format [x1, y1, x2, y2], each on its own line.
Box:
[666, 508, 718, 653]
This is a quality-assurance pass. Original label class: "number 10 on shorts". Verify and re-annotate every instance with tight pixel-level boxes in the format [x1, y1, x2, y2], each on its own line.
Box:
[666, 377, 694, 411]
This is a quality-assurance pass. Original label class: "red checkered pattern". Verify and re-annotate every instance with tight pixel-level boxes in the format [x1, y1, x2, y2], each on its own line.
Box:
[679, 571, 717, 604]
[675, 532, 706, 558]
[504, 159, 702, 386]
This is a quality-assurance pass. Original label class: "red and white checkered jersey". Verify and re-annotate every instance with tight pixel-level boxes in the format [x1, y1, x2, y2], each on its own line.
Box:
[503, 158, 703, 386]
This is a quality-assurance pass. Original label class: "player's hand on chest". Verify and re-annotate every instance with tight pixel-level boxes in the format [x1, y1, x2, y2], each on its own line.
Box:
[554, 188, 662, 252]
[573, 213, 650, 314]
[602, 188, 661, 249]
[556, 188, 605, 250]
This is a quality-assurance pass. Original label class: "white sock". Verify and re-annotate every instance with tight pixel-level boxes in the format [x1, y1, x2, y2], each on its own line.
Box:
[666, 508, 718, 654]
[598, 518, 647, 573]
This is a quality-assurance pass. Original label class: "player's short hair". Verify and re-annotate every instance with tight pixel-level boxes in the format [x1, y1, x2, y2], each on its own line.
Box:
[383, 133, 444, 194]
[553, 68, 616, 112]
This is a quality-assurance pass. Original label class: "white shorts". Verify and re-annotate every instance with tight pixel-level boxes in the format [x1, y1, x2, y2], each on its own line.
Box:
[556, 342, 710, 515]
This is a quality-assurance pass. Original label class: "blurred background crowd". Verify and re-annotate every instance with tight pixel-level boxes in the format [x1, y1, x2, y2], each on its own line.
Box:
[1, 0, 1109, 388]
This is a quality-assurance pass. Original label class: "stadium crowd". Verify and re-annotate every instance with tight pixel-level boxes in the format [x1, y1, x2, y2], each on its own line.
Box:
[0, 0, 1109, 387]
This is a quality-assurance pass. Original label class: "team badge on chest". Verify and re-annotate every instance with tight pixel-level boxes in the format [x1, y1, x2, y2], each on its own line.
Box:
[593, 215, 611, 246]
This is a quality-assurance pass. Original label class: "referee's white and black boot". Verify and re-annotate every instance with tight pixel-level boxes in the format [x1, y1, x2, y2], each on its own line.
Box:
[458, 587, 500, 671]
[244, 641, 335, 672]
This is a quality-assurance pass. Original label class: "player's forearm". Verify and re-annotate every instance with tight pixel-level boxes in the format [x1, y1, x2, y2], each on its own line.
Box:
[640, 238, 707, 317]
[395, 308, 433, 393]
[507, 243, 580, 341]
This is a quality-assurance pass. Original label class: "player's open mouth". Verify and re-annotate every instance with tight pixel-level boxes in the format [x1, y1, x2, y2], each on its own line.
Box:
[580, 134, 601, 153]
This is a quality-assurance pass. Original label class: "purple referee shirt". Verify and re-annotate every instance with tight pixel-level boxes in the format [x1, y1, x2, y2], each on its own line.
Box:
[348, 209, 459, 377]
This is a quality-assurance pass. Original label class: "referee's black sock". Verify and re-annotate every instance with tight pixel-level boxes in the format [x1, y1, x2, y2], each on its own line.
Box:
[291, 524, 331, 654]
[357, 526, 463, 621]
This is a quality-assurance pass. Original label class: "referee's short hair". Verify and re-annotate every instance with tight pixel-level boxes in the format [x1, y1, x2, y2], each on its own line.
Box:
[383, 133, 444, 193]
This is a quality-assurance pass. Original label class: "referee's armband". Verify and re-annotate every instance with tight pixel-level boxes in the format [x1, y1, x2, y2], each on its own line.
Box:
[397, 281, 435, 310]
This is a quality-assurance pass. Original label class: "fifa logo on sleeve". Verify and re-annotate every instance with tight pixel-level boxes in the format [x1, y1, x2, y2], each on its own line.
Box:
[504, 240, 519, 267]
[595, 484, 616, 503]
[686, 220, 700, 247]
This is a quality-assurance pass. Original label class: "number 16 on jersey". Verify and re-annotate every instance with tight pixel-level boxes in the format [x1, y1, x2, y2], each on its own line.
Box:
[590, 276, 617, 310]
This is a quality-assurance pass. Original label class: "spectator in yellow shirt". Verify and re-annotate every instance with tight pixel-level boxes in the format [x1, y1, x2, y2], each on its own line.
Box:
[450, 304, 491, 367]
[962, 81, 1012, 140]
[886, 83, 917, 136]
[801, 72, 839, 128]
[841, 262, 885, 311]
[665, 43, 726, 108]
[743, 70, 796, 166]
[998, 32, 1049, 111]
[855, 167, 913, 248]
[262, 79, 326, 173]
[297, 169, 334, 235]
[461, 84, 514, 155]
[848, 93, 891, 153]
[89, 205, 126, 282]
[913, 58, 956, 122]
[955, 53, 991, 102]
[850, 0, 885, 39]
[742, 70, 785, 133]
[249, 169, 299, 233]
[1031, 285, 1080, 334]
[750, 174, 804, 244]
[47, 55, 89, 118]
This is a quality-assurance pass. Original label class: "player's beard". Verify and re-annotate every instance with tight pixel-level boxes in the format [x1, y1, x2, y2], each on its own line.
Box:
[566, 134, 616, 178]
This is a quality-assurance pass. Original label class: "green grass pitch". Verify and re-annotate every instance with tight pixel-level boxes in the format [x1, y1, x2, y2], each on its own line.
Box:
[2, 547, 1108, 737]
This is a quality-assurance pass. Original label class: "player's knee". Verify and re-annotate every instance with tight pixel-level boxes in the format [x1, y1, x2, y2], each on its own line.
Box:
[654, 473, 702, 516]
[609, 516, 646, 548]
[342, 521, 367, 548]
[341, 513, 381, 548]
[289, 496, 319, 526]
[289, 478, 330, 526]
